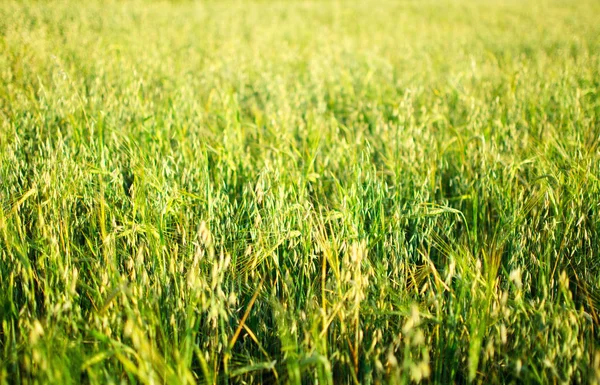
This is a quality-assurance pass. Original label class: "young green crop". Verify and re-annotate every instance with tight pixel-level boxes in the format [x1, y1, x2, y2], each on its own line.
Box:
[1, 0, 599, 383]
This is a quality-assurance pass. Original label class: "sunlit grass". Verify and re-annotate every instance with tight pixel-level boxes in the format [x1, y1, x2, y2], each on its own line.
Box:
[1, 0, 600, 383]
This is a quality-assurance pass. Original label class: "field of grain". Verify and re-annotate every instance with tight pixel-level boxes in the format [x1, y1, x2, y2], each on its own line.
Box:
[1, 0, 600, 383]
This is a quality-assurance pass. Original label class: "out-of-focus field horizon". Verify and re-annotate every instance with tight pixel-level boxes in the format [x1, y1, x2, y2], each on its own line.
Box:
[1, 0, 600, 383]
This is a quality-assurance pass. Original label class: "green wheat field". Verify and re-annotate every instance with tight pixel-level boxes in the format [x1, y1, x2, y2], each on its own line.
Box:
[1, 0, 600, 383]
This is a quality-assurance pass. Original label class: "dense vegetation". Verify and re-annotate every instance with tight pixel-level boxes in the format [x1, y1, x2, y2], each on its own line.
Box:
[1, 0, 600, 383]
